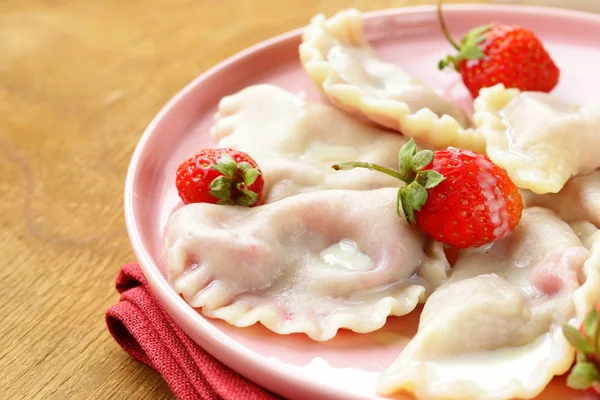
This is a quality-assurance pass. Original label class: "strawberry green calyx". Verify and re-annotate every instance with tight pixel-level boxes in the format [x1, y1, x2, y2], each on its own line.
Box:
[210, 154, 261, 206]
[437, 0, 491, 70]
[562, 306, 600, 392]
[332, 138, 445, 223]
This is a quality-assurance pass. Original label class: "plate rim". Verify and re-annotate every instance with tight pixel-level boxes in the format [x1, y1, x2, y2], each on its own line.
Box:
[124, 4, 600, 400]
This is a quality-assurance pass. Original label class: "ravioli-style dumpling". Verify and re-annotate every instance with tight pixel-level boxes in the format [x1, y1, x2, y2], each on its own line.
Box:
[378, 207, 600, 400]
[523, 170, 600, 228]
[299, 9, 484, 152]
[211, 84, 409, 203]
[474, 84, 600, 194]
[166, 188, 450, 341]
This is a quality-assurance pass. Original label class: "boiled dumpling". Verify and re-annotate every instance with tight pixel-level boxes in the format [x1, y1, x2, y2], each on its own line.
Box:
[378, 207, 600, 400]
[523, 170, 600, 228]
[166, 188, 450, 341]
[211, 84, 408, 203]
[474, 84, 600, 194]
[299, 9, 485, 152]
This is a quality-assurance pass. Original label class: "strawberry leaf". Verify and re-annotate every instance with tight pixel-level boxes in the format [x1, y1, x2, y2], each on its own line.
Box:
[237, 161, 260, 186]
[597, 330, 600, 359]
[212, 154, 237, 178]
[398, 139, 418, 181]
[416, 170, 445, 190]
[241, 165, 260, 187]
[462, 24, 492, 44]
[399, 181, 428, 223]
[209, 176, 233, 202]
[563, 324, 594, 355]
[333, 138, 436, 225]
[446, 23, 492, 64]
[409, 183, 428, 211]
[567, 362, 599, 390]
[399, 190, 414, 223]
[584, 307, 600, 340]
[458, 24, 491, 61]
[209, 175, 231, 192]
[438, 56, 455, 70]
[235, 185, 259, 207]
[237, 161, 251, 172]
[412, 150, 435, 171]
[460, 44, 485, 61]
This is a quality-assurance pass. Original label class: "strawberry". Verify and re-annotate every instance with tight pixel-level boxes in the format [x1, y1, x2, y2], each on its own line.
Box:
[436, 0, 560, 98]
[562, 305, 600, 394]
[176, 148, 264, 206]
[332, 138, 523, 249]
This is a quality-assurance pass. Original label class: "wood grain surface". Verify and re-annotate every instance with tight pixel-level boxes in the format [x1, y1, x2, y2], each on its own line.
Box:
[9, 0, 584, 399]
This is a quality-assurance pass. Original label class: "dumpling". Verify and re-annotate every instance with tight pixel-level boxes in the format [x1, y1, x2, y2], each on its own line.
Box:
[166, 188, 450, 341]
[299, 9, 485, 152]
[377, 207, 600, 400]
[523, 170, 600, 228]
[474, 84, 600, 194]
[211, 84, 409, 203]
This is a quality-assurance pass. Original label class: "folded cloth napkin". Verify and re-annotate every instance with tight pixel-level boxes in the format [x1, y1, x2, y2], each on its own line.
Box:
[106, 263, 280, 400]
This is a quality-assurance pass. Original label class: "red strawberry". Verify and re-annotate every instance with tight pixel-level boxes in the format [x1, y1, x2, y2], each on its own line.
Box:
[332, 138, 523, 249]
[562, 305, 600, 394]
[176, 148, 264, 206]
[436, 0, 560, 98]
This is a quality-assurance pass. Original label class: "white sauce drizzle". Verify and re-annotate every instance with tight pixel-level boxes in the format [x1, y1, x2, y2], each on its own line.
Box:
[319, 239, 374, 271]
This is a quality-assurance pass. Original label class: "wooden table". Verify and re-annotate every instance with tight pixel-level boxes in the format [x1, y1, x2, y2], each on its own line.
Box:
[14, 0, 589, 398]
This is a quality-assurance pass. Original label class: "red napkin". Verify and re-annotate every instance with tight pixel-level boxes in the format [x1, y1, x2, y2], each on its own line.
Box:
[105, 263, 281, 400]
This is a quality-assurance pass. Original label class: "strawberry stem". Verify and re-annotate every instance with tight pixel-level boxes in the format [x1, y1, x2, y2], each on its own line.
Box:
[332, 139, 445, 225]
[332, 161, 409, 183]
[437, 0, 460, 51]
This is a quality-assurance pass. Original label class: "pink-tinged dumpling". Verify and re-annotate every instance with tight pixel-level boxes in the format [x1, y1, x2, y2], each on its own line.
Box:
[299, 9, 484, 152]
[210, 84, 409, 203]
[166, 188, 449, 341]
[378, 207, 600, 400]
[523, 170, 600, 228]
[474, 84, 600, 194]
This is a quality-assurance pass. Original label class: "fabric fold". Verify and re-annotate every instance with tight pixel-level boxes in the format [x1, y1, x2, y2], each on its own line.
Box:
[106, 264, 279, 400]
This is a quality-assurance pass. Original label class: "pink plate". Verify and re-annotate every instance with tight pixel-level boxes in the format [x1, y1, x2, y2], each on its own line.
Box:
[125, 4, 600, 400]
